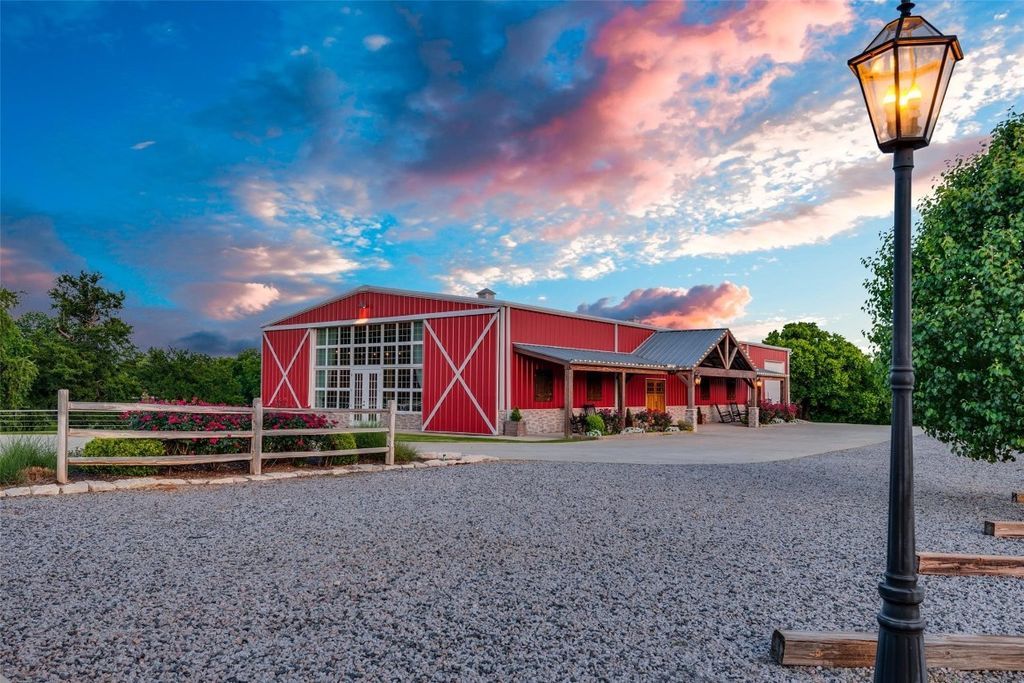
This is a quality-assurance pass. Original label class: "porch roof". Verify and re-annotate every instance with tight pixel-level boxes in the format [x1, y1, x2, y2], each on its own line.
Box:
[633, 329, 728, 369]
[513, 343, 672, 371]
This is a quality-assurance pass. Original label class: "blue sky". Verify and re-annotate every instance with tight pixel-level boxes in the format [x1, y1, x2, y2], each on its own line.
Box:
[2, 0, 1022, 354]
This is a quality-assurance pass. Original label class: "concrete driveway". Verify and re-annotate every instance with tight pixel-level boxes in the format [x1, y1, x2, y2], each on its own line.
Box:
[416, 422, 906, 465]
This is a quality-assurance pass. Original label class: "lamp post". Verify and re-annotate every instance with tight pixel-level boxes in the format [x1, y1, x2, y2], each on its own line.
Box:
[848, 3, 962, 681]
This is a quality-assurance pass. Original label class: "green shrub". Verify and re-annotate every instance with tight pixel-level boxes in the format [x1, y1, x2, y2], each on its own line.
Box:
[353, 421, 387, 451]
[510, 407, 523, 422]
[585, 414, 606, 434]
[324, 433, 357, 466]
[394, 442, 418, 463]
[78, 438, 163, 476]
[0, 436, 57, 485]
[676, 419, 694, 432]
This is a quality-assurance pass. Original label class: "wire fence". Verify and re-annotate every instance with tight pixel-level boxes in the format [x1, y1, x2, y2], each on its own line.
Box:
[0, 410, 133, 434]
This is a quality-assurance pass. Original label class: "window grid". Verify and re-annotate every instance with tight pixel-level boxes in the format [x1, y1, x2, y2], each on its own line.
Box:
[314, 321, 424, 413]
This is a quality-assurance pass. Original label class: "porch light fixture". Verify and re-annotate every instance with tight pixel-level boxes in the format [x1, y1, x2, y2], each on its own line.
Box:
[755, 379, 763, 388]
[848, 3, 962, 682]
[693, 376, 701, 386]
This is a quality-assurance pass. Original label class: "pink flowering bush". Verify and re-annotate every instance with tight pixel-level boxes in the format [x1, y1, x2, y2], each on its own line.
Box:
[122, 398, 357, 464]
[759, 400, 799, 423]
[634, 409, 674, 432]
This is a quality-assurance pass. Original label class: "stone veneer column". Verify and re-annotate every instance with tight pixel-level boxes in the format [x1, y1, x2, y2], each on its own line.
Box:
[747, 406, 759, 428]
[683, 407, 699, 432]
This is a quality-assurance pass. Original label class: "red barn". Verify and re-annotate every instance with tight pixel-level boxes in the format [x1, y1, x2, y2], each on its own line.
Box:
[261, 285, 790, 436]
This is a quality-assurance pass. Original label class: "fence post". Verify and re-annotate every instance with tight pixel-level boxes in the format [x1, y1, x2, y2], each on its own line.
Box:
[386, 400, 396, 466]
[250, 398, 263, 475]
[56, 389, 69, 484]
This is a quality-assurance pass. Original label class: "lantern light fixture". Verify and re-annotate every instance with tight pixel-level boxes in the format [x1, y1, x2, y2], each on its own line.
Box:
[847, 1, 962, 152]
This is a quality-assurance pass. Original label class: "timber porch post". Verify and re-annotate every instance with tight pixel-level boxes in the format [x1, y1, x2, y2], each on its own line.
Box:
[563, 365, 574, 438]
[617, 371, 626, 431]
[684, 370, 698, 431]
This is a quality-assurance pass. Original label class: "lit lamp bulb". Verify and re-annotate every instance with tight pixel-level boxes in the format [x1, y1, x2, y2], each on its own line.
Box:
[901, 81, 923, 136]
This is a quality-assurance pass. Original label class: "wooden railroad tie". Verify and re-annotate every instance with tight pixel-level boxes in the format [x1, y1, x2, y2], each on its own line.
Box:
[771, 630, 1024, 671]
[917, 551, 1024, 578]
[984, 521, 1024, 539]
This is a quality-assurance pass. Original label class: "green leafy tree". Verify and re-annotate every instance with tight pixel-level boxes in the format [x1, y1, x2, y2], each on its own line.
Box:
[134, 348, 245, 405]
[862, 113, 1023, 462]
[232, 348, 262, 405]
[763, 322, 888, 424]
[20, 271, 138, 405]
[0, 289, 39, 409]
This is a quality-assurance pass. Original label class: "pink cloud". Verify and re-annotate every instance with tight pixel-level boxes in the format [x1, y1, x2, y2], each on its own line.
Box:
[185, 282, 281, 320]
[577, 283, 752, 329]
[413, 0, 852, 216]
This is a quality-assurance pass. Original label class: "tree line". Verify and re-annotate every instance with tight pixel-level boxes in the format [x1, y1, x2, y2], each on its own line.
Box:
[1, 272, 260, 409]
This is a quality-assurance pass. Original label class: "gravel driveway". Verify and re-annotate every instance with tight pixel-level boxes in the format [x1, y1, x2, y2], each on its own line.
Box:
[2, 436, 1022, 682]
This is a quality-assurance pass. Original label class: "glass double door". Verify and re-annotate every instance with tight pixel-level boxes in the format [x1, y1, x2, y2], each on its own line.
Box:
[351, 367, 382, 423]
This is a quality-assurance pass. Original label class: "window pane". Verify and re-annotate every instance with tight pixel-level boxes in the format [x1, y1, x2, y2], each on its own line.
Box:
[383, 346, 397, 365]
[353, 326, 366, 344]
[700, 381, 710, 401]
[383, 391, 395, 407]
[383, 323, 397, 342]
[367, 346, 381, 365]
[327, 327, 339, 345]
[413, 344, 423, 364]
[586, 374, 602, 402]
[411, 393, 422, 412]
[413, 369, 423, 389]
[339, 348, 350, 366]
[368, 324, 381, 344]
[339, 391, 350, 409]
[339, 369, 351, 389]
[398, 322, 411, 342]
[316, 348, 327, 366]
[316, 370, 326, 388]
[327, 348, 339, 365]
[339, 326, 351, 345]
[315, 391, 325, 408]
[327, 369, 339, 389]
[398, 346, 411, 365]
[534, 368, 554, 402]
[398, 369, 411, 388]
[383, 369, 395, 388]
[397, 392, 411, 412]
[325, 392, 338, 409]
[412, 321, 423, 341]
[353, 347, 366, 365]
[316, 328, 327, 345]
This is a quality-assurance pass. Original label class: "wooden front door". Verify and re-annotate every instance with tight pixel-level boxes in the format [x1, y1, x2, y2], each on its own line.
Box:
[645, 379, 666, 412]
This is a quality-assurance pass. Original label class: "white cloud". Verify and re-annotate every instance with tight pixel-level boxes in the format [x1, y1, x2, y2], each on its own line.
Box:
[199, 282, 281, 320]
[363, 34, 391, 51]
[131, 140, 156, 150]
[290, 45, 310, 56]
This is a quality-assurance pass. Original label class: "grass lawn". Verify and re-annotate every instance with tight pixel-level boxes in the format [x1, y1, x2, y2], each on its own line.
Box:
[396, 433, 579, 444]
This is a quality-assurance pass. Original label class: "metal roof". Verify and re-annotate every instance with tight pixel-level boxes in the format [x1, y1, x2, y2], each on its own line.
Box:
[634, 329, 727, 368]
[514, 344, 673, 370]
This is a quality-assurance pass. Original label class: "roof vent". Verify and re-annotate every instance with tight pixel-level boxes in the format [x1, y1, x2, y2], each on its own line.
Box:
[476, 288, 496, 300]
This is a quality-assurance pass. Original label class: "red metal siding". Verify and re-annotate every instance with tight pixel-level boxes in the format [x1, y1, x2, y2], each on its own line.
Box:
[510, 355, 565, 409]
[510, 308, 617, 349]
[422, 313, 498, 434]
[573, 372, 616, 408]
[274, 291, 488, 326]
[263, 329, 311, 408]
[624, 374, 686, 406]
[618, 325, 656, 352]
[742, 343, 789, 373]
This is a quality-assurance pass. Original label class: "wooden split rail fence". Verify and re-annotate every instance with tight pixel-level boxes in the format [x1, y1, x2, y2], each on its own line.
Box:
[55, 389, 397, 484]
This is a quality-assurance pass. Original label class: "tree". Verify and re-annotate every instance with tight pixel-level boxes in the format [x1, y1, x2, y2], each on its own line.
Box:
[232, 348, 262, 405]
[134, 348, 245, 405]
[20, 271, 138, 406]
[863, 113, 1023, 462]
[0, 289, 38, 409]
[763, 322, 888, 424]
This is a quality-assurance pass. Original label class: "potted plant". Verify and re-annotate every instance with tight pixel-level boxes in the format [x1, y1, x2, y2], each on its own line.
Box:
[504, 407, 526, 436]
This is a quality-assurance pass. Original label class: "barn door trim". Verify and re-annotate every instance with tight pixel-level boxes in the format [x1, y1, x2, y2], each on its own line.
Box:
[422, 314, 498, 434]
[265, 330, 309, 407]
